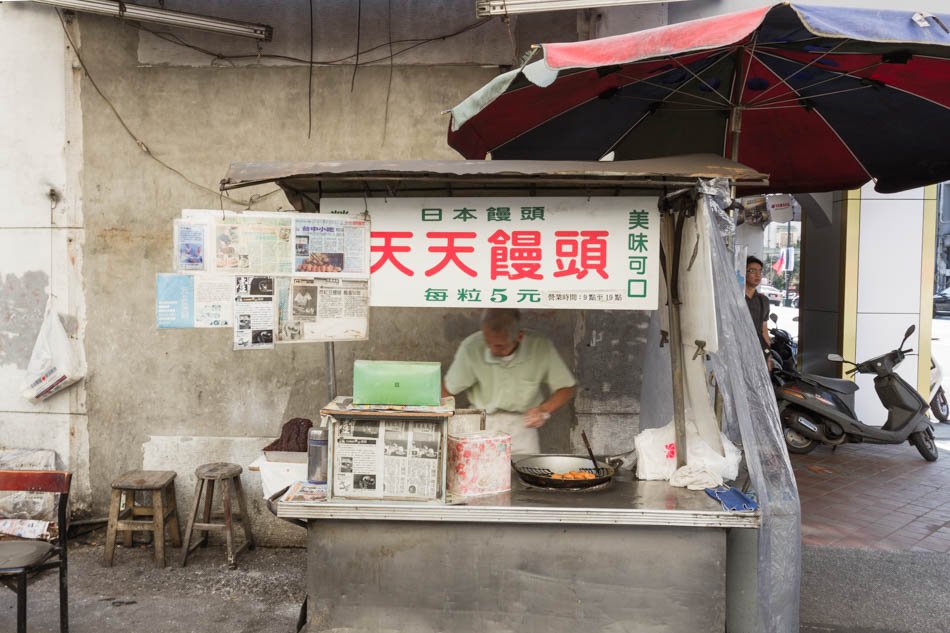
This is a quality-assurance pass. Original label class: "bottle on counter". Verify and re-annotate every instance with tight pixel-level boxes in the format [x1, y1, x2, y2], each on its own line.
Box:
[307, 426, 329, 484]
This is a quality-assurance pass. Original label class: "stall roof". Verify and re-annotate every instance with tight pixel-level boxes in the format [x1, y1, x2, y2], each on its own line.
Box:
[220, 155, 768, 211]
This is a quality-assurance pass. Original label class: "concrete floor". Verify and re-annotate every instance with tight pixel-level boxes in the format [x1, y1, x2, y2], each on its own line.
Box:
[0, 542, 305, 633]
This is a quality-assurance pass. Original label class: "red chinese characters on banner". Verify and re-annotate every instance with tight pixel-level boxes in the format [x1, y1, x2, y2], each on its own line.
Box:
[553, 230, 609, 279]
[371, 231, 414, 276]
[425, 232, 477, 277]
[371, 228, 611, 281]
[487, 230, 543, 280]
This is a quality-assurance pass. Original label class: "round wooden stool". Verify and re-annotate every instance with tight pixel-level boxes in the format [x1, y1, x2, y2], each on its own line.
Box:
[180, 462, 255, 568]
[104, 470, 181, 568]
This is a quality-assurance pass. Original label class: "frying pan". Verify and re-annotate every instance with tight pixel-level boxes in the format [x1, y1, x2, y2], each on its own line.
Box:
[512, 454, 615, 489]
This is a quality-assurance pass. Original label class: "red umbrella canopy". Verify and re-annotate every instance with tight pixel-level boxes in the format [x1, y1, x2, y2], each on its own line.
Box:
[448, 4, 950, 193]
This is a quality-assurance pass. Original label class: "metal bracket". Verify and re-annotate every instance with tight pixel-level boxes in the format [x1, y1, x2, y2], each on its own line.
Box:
[692, 340, 707, 360]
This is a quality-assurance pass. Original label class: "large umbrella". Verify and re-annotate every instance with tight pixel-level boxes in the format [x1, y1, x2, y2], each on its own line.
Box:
[448, 3, 950, 193]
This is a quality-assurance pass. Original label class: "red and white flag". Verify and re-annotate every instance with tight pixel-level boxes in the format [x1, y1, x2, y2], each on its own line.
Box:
[772, 251, 785, 275]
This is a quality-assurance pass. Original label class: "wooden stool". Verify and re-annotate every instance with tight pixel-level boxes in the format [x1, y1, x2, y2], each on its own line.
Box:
[104, 470, 181, 568]
[180, 462, 255, 568]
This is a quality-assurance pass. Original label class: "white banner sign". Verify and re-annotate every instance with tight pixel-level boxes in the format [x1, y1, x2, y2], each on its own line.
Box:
[322, 197, 659, 310]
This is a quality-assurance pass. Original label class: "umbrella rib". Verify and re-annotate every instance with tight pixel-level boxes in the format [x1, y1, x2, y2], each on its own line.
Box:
[749, 85, 874, 109]
[746, 40, 850, 106]
[749, 55, 874, 182]
[612, 52, 735, 108]
[751, 48, 950, 115]
[669, 51, 736, 106]
[750, 50, 883, 106]
[616, 94, 726, 109]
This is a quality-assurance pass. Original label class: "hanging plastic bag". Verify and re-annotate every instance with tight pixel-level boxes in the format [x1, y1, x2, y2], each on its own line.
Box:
[21, 300, 83, 403]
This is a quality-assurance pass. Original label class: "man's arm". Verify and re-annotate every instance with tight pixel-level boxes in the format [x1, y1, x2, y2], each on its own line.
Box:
[524, 386, 575, 428]
[761, 321, 771, 348]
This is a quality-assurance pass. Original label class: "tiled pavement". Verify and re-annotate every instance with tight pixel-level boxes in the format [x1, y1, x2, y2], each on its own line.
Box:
[792, 422, 950, 552]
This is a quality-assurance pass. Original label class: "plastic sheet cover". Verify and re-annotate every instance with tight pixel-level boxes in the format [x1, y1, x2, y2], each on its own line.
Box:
[701, 179, 801, 633]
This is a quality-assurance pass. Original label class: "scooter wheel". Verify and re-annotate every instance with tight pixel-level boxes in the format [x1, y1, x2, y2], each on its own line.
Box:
[784, 427, 817, 454]
[910, 430, 939, 462]
[931, 388, 950, 423]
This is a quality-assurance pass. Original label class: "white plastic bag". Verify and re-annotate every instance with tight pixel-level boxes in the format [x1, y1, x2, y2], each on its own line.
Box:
[21, 301, 83, 403]
[635, 420, 741, 482]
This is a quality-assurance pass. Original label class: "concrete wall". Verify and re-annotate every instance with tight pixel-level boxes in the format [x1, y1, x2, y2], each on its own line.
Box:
[0, 2, 664, 542]
[0, 4, 90, 509]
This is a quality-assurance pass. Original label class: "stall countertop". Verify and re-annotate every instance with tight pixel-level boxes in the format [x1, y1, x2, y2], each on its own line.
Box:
[321, 396, 455, 419]
[277, 472, 759, 529]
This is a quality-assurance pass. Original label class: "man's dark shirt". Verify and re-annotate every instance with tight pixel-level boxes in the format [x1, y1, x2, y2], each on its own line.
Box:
[745, 291, 770, 350]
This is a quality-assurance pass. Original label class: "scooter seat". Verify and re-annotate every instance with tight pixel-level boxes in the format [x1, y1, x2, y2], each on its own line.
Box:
[806, 374, 859, 395]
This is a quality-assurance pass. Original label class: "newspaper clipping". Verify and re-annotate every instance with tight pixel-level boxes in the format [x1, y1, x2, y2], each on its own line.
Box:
[276, 277, 369, 342]
[294, 217, 368, 276]
[174, 219, 208, 272]
[233, 276, 276, 350]
[194, 276, 233, 328]
[216, 217, 293, 274]
[333, 419, 440, 499]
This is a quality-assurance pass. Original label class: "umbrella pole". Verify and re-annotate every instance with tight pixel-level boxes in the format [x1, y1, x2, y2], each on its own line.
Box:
[661, 211, 687, 469]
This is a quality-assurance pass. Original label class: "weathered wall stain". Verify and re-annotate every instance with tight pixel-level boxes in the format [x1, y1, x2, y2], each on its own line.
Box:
[0, 271, 49, 369]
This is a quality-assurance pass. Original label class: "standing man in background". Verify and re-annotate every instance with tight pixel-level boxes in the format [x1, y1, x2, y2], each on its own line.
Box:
[443, 309, 576, 456]
[745, 256, 772, 361]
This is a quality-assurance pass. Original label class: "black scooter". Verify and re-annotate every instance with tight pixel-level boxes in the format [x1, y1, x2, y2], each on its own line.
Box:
[769, 313, 798, 373]
[771, 325, 938, 461]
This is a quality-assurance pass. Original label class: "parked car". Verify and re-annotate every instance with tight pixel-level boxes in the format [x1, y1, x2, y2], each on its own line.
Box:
[934, 287, 950, 317]
[759, 284, 783, 305]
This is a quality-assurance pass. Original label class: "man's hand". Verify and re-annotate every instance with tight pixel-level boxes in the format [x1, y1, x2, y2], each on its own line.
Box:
[523, 407, 551, 429]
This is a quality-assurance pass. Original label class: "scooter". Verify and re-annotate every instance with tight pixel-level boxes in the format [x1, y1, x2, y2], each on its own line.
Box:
[929, 353, 950, 423]
[771, 325, 938, 461]
[769, 313, 798, 373]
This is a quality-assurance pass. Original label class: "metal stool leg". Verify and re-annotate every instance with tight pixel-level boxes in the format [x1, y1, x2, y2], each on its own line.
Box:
[16, 572, 26, 633]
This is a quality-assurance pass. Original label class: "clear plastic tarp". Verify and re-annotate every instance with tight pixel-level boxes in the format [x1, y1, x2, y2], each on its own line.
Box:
[703, 179, 801, 633]
[640, 180, 801, 633]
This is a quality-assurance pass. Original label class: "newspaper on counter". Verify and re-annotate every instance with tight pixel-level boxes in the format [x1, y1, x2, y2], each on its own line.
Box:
[233, 276, 276, 350]
[173, 219, 208, 272]
[280, 481, 327, 503]
[276, 277, 369, 342]
[333, 419, 440, 500]
[293, 216, 369, 277]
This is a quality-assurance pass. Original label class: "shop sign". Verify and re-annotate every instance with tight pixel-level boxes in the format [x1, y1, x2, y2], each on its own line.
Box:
[322, 197, 659, 310]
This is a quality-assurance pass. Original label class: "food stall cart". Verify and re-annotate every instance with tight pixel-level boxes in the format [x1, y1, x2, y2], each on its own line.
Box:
[220, 156, 799, 633]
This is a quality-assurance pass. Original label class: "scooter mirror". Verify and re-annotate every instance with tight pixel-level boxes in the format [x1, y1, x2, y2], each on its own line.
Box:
[900, 324, 916, 348]
[770, 314, 778, 323]
[827, 353, 844, 362]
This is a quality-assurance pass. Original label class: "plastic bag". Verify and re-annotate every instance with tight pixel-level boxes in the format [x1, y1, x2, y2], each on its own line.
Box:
[635, 420, 741, 481]
[21, 301, 83, 403]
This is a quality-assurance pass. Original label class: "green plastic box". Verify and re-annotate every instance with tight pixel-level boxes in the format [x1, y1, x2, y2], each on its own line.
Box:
[352, 360, 442, 406]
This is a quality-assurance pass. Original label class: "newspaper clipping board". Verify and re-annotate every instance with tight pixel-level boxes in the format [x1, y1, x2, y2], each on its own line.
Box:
[331, 418, 444, 501]
[159, 209, 371, 345]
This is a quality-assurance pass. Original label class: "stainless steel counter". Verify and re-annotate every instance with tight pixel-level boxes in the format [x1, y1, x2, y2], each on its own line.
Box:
[279, 472, 759, 528]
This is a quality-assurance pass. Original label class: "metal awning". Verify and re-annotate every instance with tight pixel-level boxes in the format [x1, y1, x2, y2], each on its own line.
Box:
[220, 154, 768, 212]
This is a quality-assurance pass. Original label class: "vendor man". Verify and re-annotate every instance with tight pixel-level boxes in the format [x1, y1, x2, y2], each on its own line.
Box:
[443, 309, 576, 455]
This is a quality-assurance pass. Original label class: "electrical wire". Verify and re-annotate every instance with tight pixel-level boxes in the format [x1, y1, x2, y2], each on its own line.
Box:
[382, 0, 395, 144]
[307, 0, 314, 138]
[136, 18, 492, 68]
[350, 0, 363, 92]
[56, 10, 280, 208]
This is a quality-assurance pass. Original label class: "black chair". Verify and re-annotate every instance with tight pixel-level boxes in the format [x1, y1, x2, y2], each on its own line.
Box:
[0, 469, 72, 633]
